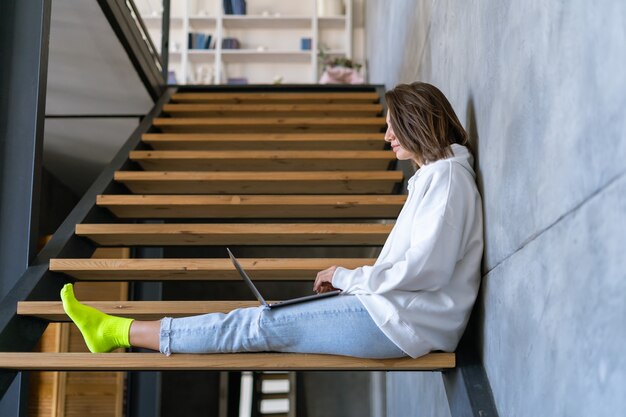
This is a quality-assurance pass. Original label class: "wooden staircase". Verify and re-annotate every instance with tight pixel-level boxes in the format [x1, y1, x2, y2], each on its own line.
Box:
[1, 88, 455, 375]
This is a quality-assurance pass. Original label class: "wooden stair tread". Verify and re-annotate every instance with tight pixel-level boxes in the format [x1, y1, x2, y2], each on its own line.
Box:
[162, 103, 382, 117]
[129, 150, 395, 171]
[98, 195, 406, 218]
[114, 171, 402, 180]
[142, 133, 385, 151]
[0, 352, 455, 371]
[50, 258, 376, 280]
[75, 223, 393, 246]
[129, 150, 394, 158]
[19, 300, 263, 320]
[153, 117, 385, 133]
[163, 103, 383, 111]
[114, 171, 403, 195]
[154, 117, 385, 126]
[171, 92, 380, 104]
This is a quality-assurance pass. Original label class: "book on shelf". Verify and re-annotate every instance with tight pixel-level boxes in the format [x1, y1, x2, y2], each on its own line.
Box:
[221, 37, 241, 49]
[224, 0, 246, 15]
[227, 77, 248, 85]
[222, 0, 233, 15]
[188, 32, 213, 49]
[301, 38, 312, 51]
[232, 0, 246, 15]
[167, 70, 177, 84]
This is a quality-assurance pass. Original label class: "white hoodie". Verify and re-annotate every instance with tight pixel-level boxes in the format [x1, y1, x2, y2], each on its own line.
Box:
[332, 144, 484, 358]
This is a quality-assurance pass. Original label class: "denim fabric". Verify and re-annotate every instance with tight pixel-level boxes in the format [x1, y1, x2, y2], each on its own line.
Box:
[159, 295, 406, 359]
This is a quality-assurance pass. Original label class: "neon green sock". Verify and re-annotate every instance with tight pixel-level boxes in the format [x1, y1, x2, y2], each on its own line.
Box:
[60, 283, 134, 353]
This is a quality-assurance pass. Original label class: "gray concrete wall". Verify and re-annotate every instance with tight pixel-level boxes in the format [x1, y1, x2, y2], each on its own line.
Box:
[386, 372, 450, 417]
[365, 1, 626, 416]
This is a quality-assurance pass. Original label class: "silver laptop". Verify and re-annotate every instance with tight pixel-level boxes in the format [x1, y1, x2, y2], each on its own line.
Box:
[227, 248, 341, 309]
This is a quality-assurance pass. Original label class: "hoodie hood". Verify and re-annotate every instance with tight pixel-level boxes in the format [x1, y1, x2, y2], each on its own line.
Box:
[425, 144, 474, 174]
[408, 144, 475, 190]
[446, 144, 475, 177]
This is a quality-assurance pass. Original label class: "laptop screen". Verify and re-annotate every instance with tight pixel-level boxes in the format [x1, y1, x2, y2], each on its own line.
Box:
[227, 248, 268, 307]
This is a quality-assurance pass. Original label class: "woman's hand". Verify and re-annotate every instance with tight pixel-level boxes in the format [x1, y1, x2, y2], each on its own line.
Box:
[313, 266, 339, 293]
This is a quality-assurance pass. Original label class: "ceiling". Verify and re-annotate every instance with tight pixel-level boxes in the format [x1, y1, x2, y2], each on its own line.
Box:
[44, 0, 154, 195]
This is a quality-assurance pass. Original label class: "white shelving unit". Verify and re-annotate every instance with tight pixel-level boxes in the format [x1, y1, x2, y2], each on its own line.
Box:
[135, 0, 353, 85]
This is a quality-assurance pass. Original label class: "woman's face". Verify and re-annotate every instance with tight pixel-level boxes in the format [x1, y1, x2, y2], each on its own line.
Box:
[385, 113, 420, 164]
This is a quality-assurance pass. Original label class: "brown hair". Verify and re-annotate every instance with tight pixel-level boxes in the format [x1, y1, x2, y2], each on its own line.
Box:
[385, 82, 469, 164]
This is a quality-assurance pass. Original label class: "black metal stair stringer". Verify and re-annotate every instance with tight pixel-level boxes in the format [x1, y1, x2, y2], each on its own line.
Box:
[0, 88, 175, 400]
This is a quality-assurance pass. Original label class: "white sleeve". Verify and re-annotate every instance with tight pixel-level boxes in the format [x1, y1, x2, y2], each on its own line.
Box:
[331, 179, 465, 294]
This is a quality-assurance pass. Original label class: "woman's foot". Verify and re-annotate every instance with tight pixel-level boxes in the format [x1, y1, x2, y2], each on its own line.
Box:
[60, 283, 134, 353]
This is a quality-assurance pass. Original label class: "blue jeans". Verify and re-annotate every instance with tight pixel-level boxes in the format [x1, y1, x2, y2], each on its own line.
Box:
[159, 295, 406, 359]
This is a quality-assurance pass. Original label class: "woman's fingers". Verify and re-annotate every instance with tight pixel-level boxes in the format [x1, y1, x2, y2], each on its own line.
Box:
[313, 267, 335, 292]
[313, 271, 325, 292]
[315, 280, 333, 293]
[313, 266, 338, 293]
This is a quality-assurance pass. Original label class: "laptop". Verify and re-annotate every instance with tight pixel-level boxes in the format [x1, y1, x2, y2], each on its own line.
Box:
[227, 248, 342, 309]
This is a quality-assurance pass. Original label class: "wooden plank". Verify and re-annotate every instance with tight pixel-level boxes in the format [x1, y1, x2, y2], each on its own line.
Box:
[129, 150, 395, 171]
[97, 195, 406, 218]
[162, 103, 383, 118]
[114, 171, 403, 195]
[75, 223, 393, 246]
[27, 322, 64, 417]
[142, 133, 386, 151]
[56, 324, 69, 417]
[154, 117, 385, 127]
[153, 117, 386, 133]
[50, 258, 377, 281]
[0, 352, 455, 371]
[171, 91, 380, 104]
[19, 300, 272, 321]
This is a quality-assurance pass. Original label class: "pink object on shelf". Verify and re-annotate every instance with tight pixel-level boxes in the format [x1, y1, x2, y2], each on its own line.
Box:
[319, 66, 364, 84]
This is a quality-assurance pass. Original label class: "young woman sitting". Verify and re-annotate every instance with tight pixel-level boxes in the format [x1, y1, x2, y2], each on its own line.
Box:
[61, 82, 484, 359]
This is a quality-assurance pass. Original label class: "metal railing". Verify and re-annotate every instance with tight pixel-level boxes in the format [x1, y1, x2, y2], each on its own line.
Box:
[97, 0, 166, 100]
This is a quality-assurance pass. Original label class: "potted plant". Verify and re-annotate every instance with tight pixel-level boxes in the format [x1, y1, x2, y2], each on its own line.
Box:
[318, 48, 364, 84]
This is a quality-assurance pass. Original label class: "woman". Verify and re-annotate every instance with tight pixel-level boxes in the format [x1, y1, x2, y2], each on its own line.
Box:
[61, 82, 484, 359]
